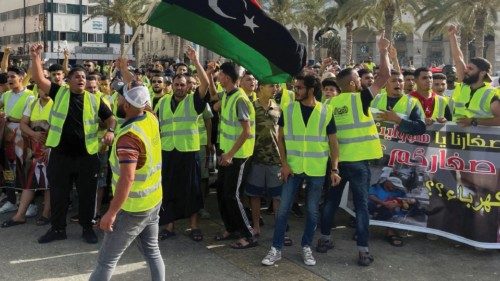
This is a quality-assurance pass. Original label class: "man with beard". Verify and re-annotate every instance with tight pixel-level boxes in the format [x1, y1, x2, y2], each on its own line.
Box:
[154, 46, 210, 242]
[90, 84, 165, 281]
[448, 25, 500, 126]
[410, 67, 451, 125]
[30, 43, 115, 244]
[150, 75, 169, 110]
[358, 69, 375, 90]
[317, 32, 390, 266]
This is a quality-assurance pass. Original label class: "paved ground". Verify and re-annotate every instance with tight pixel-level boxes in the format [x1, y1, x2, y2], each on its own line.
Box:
[0, 189, 499, 281]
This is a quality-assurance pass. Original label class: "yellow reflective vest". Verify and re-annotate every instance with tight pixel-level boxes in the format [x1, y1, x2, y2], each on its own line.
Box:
[283, 101, 332, 177]
[109, 111, 162, 212]
[452, 83, 498, 119]
[157, 94, 200, 152]
[332, 92, 382, 162]
[3, 89, 34, 119]
[371, 92, 420, 117]
[219, 88, 255, 159]
[46, 86, 101, 154]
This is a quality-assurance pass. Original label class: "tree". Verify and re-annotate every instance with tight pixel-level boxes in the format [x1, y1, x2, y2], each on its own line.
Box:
[85, 0, 151, 56]
[417, 0, 499, 58]
[294, 0, 327, 60]
[335, 0, 420, 41]
[324, 0, 381, 64]
[261, 0, 297, 26]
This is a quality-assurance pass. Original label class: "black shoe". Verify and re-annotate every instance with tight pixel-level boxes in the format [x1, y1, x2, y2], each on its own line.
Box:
[82, 228, 98, 244]
[316, 239, 334, 253]
[38, 228, 67, 244]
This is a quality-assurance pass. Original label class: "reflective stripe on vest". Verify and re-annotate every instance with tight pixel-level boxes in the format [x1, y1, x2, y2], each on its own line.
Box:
[219, 89, 255, 159]
[333, 92, 382, 162]
[371, 92, 416, 117]
[3, 89, 33, 119]
[283, 101, 331, 177]
[158, 94, 200, 152]
[453, 84, 496, 119]
[109, 111, 162, 212]
[45, 86, 100, 154]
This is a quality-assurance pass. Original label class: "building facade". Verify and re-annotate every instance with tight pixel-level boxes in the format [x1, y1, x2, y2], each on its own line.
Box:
[0, 0, 134, 64]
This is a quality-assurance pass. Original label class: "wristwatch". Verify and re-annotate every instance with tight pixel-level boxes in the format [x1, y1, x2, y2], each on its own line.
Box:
[470, 118, 478, 127]
[107, 127, 115, 133]
[331, 168, 339, 174]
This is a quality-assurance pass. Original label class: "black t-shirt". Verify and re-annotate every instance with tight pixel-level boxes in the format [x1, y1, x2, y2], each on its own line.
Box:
[278, 102, 337, 135]
[49, 83, 113, 156]
[170, 88, 208, 114]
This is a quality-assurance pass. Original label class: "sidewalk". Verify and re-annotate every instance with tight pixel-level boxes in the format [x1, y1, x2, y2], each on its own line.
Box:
[0, 190, 499, 281]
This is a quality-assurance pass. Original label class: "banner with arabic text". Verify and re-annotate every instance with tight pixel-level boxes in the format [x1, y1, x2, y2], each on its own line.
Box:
[340, 121, 500, 249]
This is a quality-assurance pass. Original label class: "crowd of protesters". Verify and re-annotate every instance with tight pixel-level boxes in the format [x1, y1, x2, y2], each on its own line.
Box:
[0, 24, 499, 276]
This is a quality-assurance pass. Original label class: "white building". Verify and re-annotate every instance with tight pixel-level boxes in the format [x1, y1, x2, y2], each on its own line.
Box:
[0, 0, 134, 64]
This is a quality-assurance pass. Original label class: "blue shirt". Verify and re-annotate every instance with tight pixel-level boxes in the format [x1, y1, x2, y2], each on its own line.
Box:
[369, 183, 406, 201]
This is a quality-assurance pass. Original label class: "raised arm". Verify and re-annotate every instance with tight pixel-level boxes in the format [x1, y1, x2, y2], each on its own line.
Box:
[448, 25, 466, 82]
[186, 46, 209, 99]
[388, 44, 401, 73]
[63, 49, 70, 76]
[370, 31, 391, 96]
[116, 57, 134, 85]
[29, 44, 51, 95]
[1, 47, 11, 73]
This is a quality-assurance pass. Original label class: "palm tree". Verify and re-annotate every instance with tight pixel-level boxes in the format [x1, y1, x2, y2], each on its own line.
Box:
[335, 0, 420, 41]
[417, 0, 499, 58]
[324, 0, 381, 64]
[294, 0, 327, 60]
[85, 0, 151, 56]
[261, 0, 297, 26]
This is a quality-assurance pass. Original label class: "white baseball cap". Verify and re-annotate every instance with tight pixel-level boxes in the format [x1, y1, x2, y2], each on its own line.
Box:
[387, 177, 405, 189]
[123, 85, 150, 109]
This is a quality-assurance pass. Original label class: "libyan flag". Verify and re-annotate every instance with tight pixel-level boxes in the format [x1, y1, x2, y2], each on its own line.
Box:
[147, 0, 306, 83]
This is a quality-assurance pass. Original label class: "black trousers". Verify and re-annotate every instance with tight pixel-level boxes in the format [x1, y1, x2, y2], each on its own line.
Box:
[216, 158, 253, 238]
[47, 149, 99, 230]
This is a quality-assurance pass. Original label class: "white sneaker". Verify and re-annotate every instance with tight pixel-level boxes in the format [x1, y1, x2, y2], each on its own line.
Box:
[302, 246, 316, 266]
[0, 201, 18, 214]
[261, 247, 281, 266]
[26, 204, 39, 218]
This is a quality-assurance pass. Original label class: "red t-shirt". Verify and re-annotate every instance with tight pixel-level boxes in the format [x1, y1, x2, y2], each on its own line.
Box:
[410, 91, 435, 118]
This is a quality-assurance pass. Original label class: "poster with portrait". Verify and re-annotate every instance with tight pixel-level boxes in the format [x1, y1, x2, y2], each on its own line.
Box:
[340, 121, 500, 249]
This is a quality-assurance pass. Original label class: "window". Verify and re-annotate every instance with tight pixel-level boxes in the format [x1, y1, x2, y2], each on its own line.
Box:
[87, 33, 95, 42]
[59, 32, 67, 40]
[96, 33, 103, 43]
[58, 4, 67, 14]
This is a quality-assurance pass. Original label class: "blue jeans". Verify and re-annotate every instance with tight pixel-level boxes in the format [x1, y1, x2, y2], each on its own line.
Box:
[272, 173, 324, 250]
[320, 161, 371, 252]
[89, 203, 165, 281]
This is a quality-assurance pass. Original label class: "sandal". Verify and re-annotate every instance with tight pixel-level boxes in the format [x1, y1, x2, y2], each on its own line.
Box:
[385, 235, 404, 247]
[214, 232, 239, 241]
[230, 238, 258, 250]
[159, 229, 176, 240]
[1, 219, 26, 228]
[36, 216, 51, 226]
[284, 235, 293, 246]
[188, 229, 203, 242]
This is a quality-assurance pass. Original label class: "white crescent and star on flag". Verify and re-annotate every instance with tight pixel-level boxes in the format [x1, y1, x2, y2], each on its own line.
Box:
[208, 0, 259, 33]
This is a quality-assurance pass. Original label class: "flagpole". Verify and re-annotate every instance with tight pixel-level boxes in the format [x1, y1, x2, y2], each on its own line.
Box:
[122, 0, 159, 59]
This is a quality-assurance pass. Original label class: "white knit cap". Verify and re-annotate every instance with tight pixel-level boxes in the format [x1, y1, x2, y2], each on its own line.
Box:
[123, 85, 150, 108]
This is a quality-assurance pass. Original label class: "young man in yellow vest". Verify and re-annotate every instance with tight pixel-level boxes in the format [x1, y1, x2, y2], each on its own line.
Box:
[261, 74, 341, 266]
[152, 46, 210, 242]
[29, 43, 116, 244]
[1, 92, 53, 227]
[239, 71, 258, 102]
[90, 85, 164, 281]
[448, 25, 500, 126]
[209, 62, 257, 249]
[318, 32, 390, 266]
[0, 66, 35, 214]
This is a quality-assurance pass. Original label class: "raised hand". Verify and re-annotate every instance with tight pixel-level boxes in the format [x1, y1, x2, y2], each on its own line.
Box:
[63, 48, 69, 58]
[3, 47, 11, 54]
[186, 45, 198, 62]
[30, 43, 43, 57]
[388, 44, 398, 60]
[377, 30, 390, 51]
[448, 25, 458, 36]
